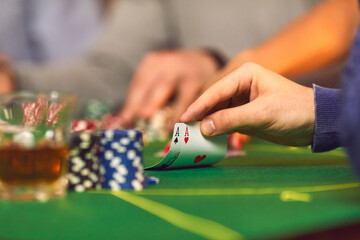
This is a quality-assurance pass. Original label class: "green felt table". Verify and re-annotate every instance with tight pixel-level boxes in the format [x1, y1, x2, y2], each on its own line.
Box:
[1, 138, 359, 240]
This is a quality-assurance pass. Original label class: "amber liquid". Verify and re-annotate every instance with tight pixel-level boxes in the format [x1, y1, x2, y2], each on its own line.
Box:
[0, 145, 68, 186]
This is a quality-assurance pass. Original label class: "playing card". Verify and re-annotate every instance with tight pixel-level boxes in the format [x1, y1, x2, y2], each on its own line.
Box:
[146, 122, 227, 169]
[145, 123, 185, 169]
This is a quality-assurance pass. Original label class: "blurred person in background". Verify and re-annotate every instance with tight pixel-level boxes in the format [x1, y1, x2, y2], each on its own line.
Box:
[0, 0, 103, 64]
[0, 0, 104, 92]
[0, 0, 318, 113]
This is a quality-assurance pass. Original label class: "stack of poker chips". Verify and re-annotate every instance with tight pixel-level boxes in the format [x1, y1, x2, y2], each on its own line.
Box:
[68, 119, 159, 192]
[99, 129, 155, 191]
[67, 132, 101, 192]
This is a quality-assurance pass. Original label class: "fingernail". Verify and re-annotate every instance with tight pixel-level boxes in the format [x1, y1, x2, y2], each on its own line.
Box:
[201, 118, 215, 135]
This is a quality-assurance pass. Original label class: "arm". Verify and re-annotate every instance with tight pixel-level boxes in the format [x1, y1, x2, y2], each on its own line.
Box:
[213, 0, 359, 82]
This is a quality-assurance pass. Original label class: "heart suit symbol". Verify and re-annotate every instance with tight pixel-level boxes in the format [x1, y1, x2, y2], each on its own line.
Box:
[184, 137, 189, 143]
[194, 155, 206, 164]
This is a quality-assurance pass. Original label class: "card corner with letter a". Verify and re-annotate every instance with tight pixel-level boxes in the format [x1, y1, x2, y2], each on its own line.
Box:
[145, 121, 227, 170]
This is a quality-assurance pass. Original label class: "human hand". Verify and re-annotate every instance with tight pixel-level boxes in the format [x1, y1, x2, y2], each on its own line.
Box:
[118, 49, 218, 128]
[0, 54, 14, 93]
[180, 63, 315, 147]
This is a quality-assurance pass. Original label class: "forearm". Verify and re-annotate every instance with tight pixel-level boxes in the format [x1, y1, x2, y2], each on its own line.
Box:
[218, 0, 359, 80]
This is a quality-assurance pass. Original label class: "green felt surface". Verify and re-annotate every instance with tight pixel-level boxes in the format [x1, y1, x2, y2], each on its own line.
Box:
[1, 139, 359, 240]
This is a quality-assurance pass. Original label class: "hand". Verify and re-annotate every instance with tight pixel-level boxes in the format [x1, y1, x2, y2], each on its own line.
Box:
[0, 55, 14, 93]
[118, 49, 218, 127]
[180, 62, 315, 147]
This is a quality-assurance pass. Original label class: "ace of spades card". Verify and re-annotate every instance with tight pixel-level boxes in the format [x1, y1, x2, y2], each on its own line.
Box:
[145, 123, 185, 169]
[146, 122, 227, 169]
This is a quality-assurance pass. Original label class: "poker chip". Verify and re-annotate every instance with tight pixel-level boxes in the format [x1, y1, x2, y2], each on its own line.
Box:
[99, 129, 158, 190]
[81, 99, 112, 120]
[101, 114, 123, 130]
[67, 132, 101, 192]
[145, 176, 160, 185]
[71, 119, 98, 132]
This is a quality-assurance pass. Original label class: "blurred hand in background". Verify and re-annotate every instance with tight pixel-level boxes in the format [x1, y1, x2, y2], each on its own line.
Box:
[0, 54, 14, 93]
[118, 49, 218, 128]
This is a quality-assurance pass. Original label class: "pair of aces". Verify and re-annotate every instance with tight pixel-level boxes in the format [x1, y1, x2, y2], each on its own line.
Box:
[145, 122, 227, 170]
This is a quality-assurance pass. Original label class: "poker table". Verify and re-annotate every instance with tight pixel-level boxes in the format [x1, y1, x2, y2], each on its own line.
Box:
[1, 138, 360, 240]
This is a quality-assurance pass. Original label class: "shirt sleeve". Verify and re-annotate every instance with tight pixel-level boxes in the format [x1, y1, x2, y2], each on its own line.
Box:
[312, 85, 343, 152]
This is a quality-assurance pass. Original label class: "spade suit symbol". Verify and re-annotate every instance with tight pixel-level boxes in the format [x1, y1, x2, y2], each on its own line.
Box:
[174, 137, 178, 144]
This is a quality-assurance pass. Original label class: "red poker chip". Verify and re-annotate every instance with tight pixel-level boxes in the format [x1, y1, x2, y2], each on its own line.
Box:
[22, 102, 36, 126]
[71, 119, 98, 132]
[22, 95, 49, 127]
[47, 103, 62, 125]
[101, 114, 123, 130]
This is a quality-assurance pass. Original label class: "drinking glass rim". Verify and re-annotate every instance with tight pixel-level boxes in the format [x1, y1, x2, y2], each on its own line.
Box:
[0, 90, 75, 100]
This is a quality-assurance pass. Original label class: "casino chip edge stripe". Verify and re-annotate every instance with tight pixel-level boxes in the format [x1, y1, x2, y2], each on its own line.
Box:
[110, 191, 243, 240]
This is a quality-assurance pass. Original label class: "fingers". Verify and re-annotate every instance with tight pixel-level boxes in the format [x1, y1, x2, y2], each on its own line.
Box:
[180, 63, 256, 122]
[118, 55, 160, 124]
[139, 78, 175, 120]
[0, 73, 14, 93]
[199, 99, 266, 136]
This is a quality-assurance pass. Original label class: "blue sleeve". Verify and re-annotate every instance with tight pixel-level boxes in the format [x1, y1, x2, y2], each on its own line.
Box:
[312, 85, 343, 152]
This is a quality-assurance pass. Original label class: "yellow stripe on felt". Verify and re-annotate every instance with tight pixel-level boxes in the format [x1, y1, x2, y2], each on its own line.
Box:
[111, 191, 243, 240]
[135, 182, 360, 196]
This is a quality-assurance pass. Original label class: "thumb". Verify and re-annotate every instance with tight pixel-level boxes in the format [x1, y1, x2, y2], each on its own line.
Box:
[200, 99, 266, 136]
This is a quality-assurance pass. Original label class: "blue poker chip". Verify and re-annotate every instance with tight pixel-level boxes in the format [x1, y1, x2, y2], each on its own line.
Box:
[99, 129, 149, 190]
[145, 176, 160, 185]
